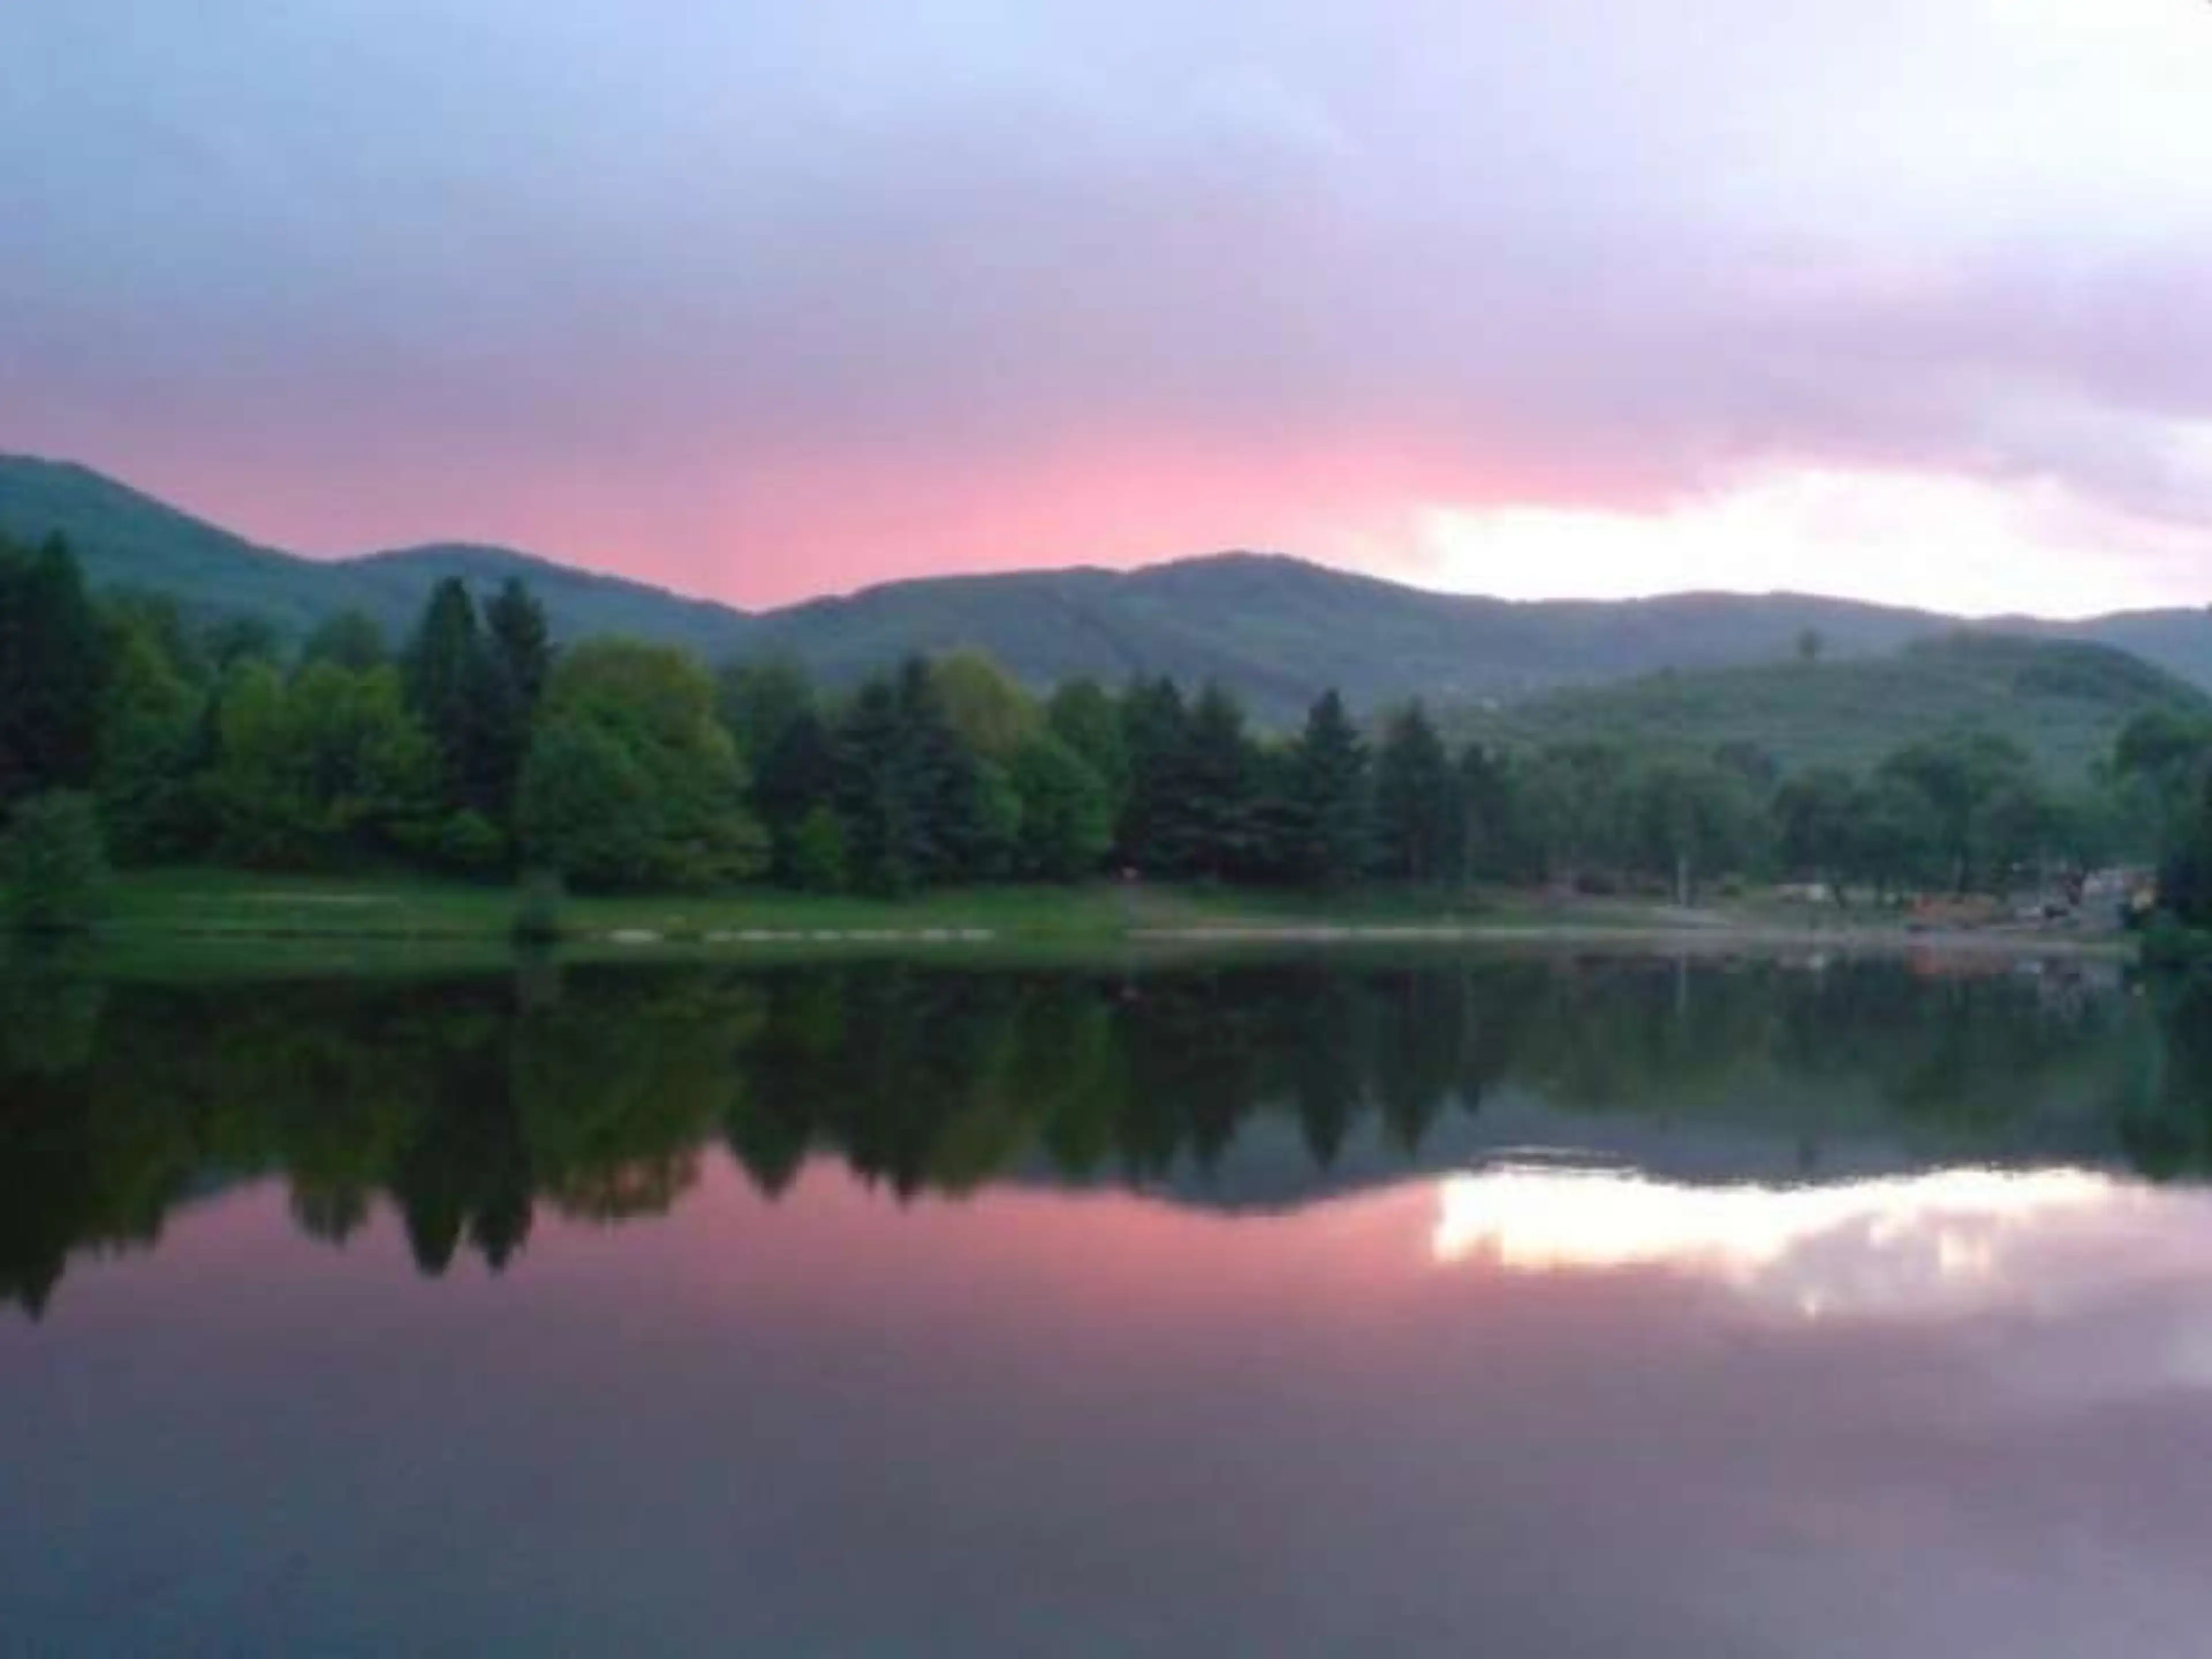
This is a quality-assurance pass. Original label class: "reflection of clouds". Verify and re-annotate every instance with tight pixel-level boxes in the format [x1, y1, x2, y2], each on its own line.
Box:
[1430, 1166, 2183, 1323]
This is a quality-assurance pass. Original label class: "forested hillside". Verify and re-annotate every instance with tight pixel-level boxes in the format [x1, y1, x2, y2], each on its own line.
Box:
[0, 458, 759, 658]
[10, 526, 2212, 936]
[8, 454, 2210, 725]
[1457, 634, 2212, 782]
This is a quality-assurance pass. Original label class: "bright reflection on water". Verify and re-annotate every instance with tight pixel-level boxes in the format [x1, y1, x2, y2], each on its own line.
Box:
[1432, 1165, 2129, 1316]
[5, 950, 2212, 1656]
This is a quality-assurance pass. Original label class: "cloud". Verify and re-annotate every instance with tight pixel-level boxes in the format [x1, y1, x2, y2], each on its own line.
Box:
[2, 0, 2209, 605]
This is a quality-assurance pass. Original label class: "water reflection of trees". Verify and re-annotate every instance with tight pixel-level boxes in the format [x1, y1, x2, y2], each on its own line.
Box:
[1, 951, 2197, 1316]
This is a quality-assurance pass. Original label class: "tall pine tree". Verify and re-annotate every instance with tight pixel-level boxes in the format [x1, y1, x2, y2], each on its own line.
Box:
[895, 656, 996, 882]
[482, 577, 551, 830]
[835, 677, 921, 896]
[1176, 683, 1260, 881]
[1116, 677, 1189, 874]
[0, 534, 108, 815]
[1373, 700, 1460, 882]
[402, 578, 497, 821]
[1285, 690, 1370, 887]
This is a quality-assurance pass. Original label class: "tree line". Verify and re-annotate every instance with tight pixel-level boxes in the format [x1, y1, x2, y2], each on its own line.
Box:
[3, 527, 2208, 916]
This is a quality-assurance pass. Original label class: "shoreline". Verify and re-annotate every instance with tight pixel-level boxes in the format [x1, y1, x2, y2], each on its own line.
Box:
[1126, 922, 2132, 959]
[13, 870, 2137, 968]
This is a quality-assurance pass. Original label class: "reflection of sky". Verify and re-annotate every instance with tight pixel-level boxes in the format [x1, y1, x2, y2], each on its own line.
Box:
[7, 1156, 2212, 1657]
[1434, 1165, 2134, 1317]
[1430, 1164, 2212, 1416]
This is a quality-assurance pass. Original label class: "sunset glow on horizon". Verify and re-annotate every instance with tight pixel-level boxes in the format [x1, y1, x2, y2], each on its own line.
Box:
[5, 1, 2209, 613]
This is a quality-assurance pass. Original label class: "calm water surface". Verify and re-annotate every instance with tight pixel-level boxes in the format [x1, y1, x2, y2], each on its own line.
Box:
[5, 950, 2212, 1657]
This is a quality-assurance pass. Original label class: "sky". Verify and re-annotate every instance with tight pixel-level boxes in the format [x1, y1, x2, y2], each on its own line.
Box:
[2, 0, 2209, 616]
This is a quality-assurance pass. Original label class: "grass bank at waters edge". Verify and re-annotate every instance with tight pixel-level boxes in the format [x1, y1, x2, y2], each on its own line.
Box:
[99, 867, 1143, 942]
[29, 868, 2135, 967]
[82, 868, 1554, 949]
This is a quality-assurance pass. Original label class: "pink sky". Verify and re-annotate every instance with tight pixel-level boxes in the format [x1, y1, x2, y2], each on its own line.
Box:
[4, 0, 2210, 615]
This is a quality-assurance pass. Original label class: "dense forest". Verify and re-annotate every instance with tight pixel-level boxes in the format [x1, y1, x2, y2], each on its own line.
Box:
[5, 528, 2212, 929]
[1457, 630, 2212, 782]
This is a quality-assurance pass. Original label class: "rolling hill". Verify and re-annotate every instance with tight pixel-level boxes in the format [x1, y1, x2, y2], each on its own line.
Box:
[1451, 631, 2212, 780]
[0, 457, 760, 659]
[741, 554, 1964, 718]
[4, 453, 2210, 730]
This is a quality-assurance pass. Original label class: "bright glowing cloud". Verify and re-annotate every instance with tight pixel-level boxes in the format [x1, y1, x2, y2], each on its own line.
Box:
[1403, 463, 2212, 619]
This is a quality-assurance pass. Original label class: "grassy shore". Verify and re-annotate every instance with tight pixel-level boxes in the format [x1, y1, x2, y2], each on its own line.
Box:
[85, 868, 1551, 949]
[20, 868, 2130, 970]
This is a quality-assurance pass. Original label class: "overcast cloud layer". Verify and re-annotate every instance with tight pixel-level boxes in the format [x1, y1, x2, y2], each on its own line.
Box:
[2, 0, 2208, 611]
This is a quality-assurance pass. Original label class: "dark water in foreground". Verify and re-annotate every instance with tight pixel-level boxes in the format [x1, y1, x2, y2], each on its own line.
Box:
[6, 949, 2212, 1656]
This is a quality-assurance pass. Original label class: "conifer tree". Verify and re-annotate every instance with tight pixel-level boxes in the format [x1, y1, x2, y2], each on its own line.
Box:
[1116, 676, 1189, 874]
[1373, 700, 1460, 882]
[1177, 682, 1260, 881]
[1285, 689, 1371, 887]
[402, 578, 494, 818]
[0, 535, 108, 814]
[482, 577, 552, 828]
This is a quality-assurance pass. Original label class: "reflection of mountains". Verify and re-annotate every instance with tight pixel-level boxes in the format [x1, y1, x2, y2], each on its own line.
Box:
[4, 953, 2208, 1316]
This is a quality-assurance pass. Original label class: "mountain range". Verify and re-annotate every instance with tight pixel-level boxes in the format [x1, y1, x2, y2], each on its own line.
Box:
[4, 453, 2209, 738]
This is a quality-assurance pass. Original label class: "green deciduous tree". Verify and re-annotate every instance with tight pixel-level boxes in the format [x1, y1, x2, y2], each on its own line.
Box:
[1843, 773, 1946, 900]
[514, 718, 661, 889]
[2161, 775, 2212, 928]
[204, 662, 439, 868]
[930, 650, 1039, 763]
[96, 609, 204, 863]
[1518, 743, 1635, 887]
[1880, 732, 2039, 895]
[1046, 679, 1129, 817]
[1010, 736, 1113, 881]
[1633, 757, 1760, 905]
[1, 791, 110, 936]
[786, 805, 850, 894]
[1773, 766, 1858, 897]
[2113, 710, 2212, 873]
[517, 640, 766, 889]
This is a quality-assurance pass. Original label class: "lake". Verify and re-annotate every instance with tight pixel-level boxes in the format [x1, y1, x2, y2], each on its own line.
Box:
[5, 948, 2212, 1656]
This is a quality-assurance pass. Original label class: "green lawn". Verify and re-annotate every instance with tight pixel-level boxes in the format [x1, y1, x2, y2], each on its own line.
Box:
[10, 869, 2122, 980]
[102, 868, 1132, 940]
[81, 868, 1565, 952]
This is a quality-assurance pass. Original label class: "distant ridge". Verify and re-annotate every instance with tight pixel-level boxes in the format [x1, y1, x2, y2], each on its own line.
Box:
[2, 452, 2208, 727]
[0, 456, 758, 659]
[1457, 630, 2211, 780]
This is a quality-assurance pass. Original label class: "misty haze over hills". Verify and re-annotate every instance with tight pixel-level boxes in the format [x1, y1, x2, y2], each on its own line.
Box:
[3, 453, 2208, 733]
